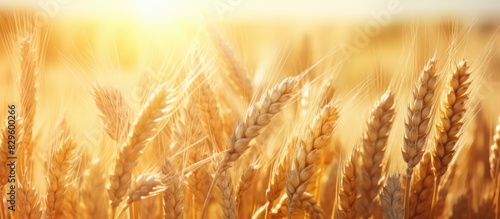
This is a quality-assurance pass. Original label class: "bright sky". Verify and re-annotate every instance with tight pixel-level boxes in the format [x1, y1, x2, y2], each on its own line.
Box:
[2, 0, 500, 21]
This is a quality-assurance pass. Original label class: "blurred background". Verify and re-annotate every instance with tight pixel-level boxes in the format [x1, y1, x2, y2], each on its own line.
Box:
[1, 0, 500, 171]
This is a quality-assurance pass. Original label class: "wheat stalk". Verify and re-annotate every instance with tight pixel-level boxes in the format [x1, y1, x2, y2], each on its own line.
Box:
[108, 85, 175, 214]
[402, 58, 438, 219]
[430, 60, 471, 216]
[380, 175, 404, 219]
[355, 91, 396, 217]
[287, 102, 339, 215]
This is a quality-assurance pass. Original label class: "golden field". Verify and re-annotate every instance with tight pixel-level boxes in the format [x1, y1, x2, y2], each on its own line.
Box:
[1, 1, 500, 218]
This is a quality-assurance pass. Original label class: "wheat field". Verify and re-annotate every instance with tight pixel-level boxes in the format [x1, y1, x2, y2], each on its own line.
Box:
[1, 1, 500, 219]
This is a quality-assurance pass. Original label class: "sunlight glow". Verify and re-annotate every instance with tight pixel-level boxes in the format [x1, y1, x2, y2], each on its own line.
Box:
[134, 0, 183, 23]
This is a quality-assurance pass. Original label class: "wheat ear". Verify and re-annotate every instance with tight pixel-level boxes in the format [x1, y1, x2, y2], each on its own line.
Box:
[18, 37, 39, 181]
[319, 77, 336, 108]
[46, 134, 78, 219]
[81, 159, 108, 219]
[287, 103, 339, 215]
[163, 158, 184, 219]
[208, 25, 253, 102]
[408, 152, 434, 219]
[490, 118, 500, 179]
[271, 193, 324, 219]
[108, 85, 174, 213]
[355, 91, 396, 217]
[93, 83, 131, 143]
[266, 143, 293, 216]
[0, 124, 9, 187]
[430, 60, 471, 216]
[138, 196, 160, 219]
[59, 184, 79, 219]
[490, 117, 500, 218]
[338, 153, 357, 219]
[128, 173, 165, 204]
[236, 163, 260, 208]
[222, 76, 299, 170]
[380, 175, 404, 219]
[18, 179, 42, 219]
[402, 58, 437, 219]
[201, 76, 299, 218]
[196, 76, 226, 151]
[186, 152, 211, 208]
[217, 168, 237, 219]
